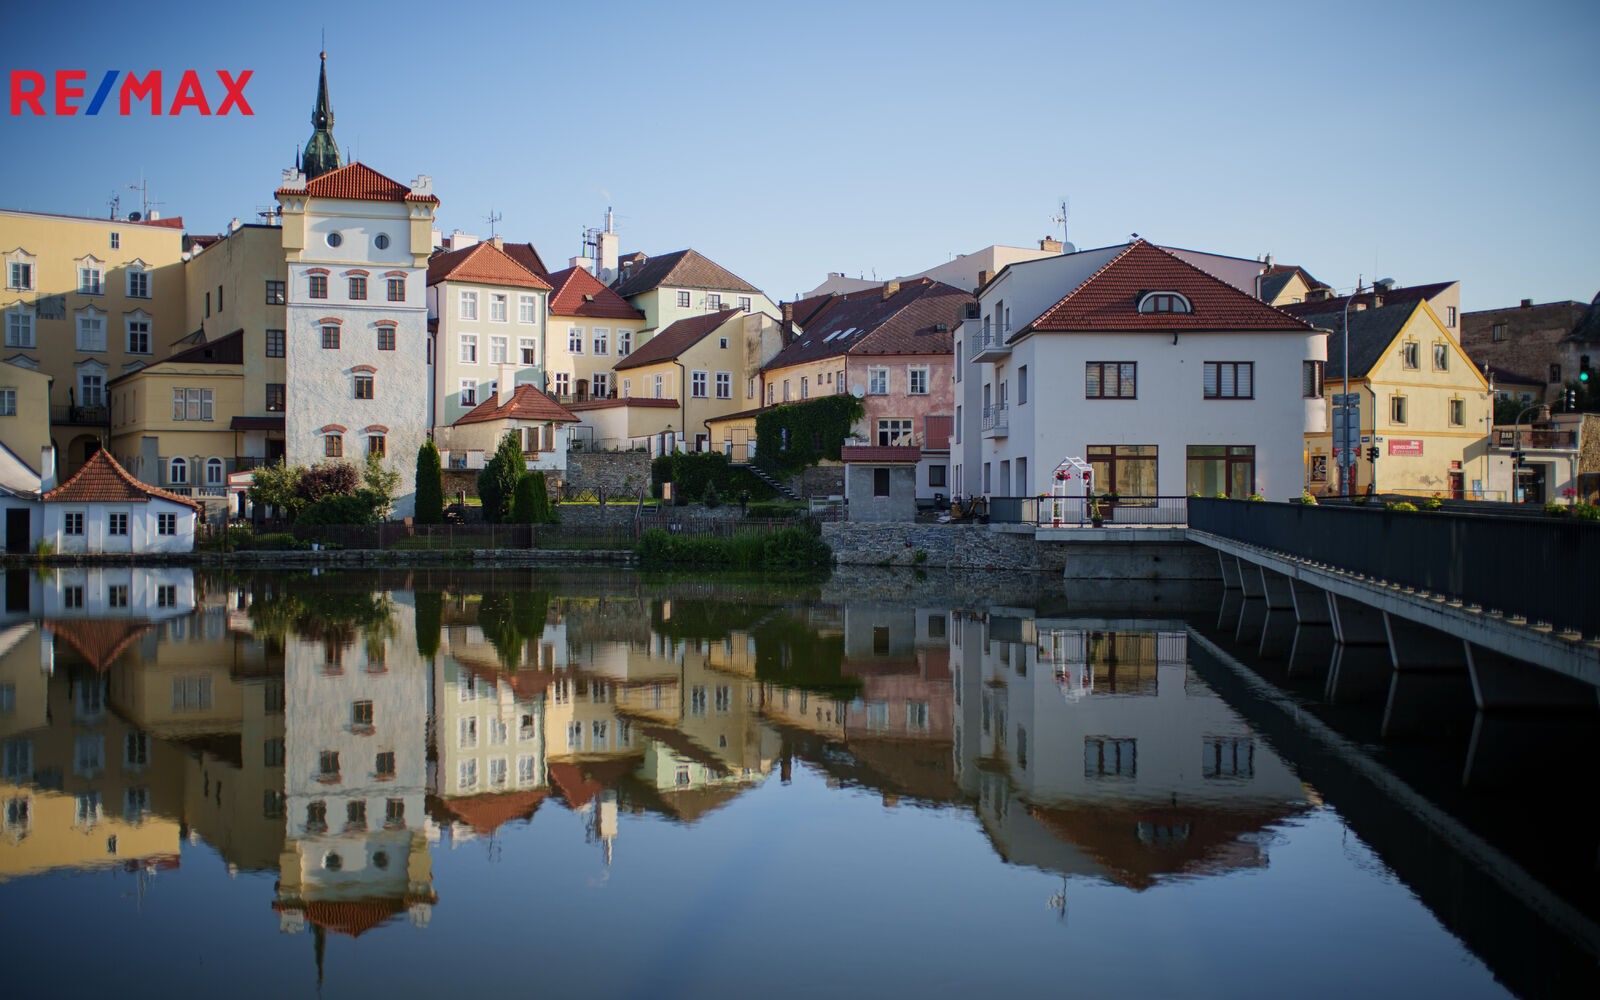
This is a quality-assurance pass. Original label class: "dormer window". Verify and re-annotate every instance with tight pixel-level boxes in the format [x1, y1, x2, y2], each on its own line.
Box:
[1138, 291, 1192, 314]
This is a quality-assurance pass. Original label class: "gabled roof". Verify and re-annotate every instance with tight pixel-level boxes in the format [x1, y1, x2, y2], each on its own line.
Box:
[452, 384, 579, 426]
[1295, 300, 1420, 380]
[763, 278, 972, 371]
[1257, 264, 1328, 303]
[432, 789, 549, 835]
[1565, 292, 1600, 345]
[276, 161, 439, 205]
[166, 328, 244, 365]
[502, 242, 548, 279]
[42, 450, 203, 511]
[1482, 364, 1545, 387]
[544, 266, 645, 321]
[1278, 280, 1457, 320]
[610, 248, 762, 298]
[45, 619, 152, 671]
[613, 309, 743, 371]
[427, 241, 550, 290]
[1029, 241, 1314, 333]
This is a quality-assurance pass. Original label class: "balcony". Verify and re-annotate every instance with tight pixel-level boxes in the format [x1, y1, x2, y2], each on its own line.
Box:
[967, 318, 1012, 362]
[981, 403, 1009, 437]
[51, 404, 109, 427]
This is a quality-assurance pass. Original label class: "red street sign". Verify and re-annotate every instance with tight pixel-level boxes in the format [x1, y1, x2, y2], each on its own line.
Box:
[1388, 439, 1423, 457]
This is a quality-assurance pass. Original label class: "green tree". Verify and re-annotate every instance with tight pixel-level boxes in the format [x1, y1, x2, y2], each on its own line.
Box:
[363, 452, 401, 521]
[478, 431, 524, 523]
[529, 470, 554, 523]
[414, 440, 444, 524]
[511, 473, 538, 524]
[247, 461, 306, 520]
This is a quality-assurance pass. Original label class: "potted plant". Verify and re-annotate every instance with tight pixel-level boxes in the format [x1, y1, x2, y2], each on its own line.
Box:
[1088, 493, 1106, 528]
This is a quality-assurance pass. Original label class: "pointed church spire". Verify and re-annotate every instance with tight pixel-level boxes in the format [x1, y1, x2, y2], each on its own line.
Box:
[301, 50, 342, 180]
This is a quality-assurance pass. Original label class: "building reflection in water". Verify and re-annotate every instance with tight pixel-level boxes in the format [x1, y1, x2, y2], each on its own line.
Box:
[1, 569, 1314, 944]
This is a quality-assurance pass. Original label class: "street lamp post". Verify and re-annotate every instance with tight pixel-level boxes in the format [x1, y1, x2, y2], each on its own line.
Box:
[1339, 281, 1362, 497]
[1512, 402, 1552, 504]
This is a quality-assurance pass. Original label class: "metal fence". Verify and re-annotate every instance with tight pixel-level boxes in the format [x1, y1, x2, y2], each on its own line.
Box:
[207, 515, 815, 552]
[979, 495, 1190, 527]
[1188, 497, 1600, 639]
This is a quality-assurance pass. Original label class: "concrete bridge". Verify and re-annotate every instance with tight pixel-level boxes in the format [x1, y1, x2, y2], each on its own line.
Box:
[1183, 498, 1600, 710]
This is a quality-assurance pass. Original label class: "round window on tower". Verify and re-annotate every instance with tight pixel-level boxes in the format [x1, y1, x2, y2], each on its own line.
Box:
[374, 233, 390, 250]
[326, 232, 343, 248]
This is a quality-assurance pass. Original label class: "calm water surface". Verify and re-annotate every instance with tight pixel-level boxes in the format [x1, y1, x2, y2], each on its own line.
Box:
[0, 568, 1593, 998]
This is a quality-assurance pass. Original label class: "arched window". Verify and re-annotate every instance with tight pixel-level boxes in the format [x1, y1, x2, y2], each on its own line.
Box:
[205, 458, 224, 485]
[1137, 291, 1193, 315]
[169, 456, 188, 485]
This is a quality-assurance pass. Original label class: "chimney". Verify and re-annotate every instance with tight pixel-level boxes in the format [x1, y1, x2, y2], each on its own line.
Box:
[781, 301, 794, 324]
[497, 364, 518, 408]
[596, 208, 619, 282]
[882, 280, 901, 301]
[1039, 236, 1063, 253]
[1521, 298, 1533, 308]
[490, 235, 504, 251]
[39, 445, 57, 492]
[570, 253, 595, 275]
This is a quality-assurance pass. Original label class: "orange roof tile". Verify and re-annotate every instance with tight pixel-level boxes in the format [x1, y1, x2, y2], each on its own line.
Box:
[452, 384, 579, 427]
[1031, 240, 1314, 333]
[435, 790, 549, 835]
[427, 242, 551, 290]
[544, 266, 645, 321]
[45, 619, 152, 671]
[614, 309, 742, 371]
[276, 162, 438, 205]
[43, 450, 203, 511]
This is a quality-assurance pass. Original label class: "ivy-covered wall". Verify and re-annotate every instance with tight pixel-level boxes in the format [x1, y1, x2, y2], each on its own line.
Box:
[754, 395, 865, 474]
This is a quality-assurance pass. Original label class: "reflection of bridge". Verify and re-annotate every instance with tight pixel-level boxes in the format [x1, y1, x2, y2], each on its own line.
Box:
[1187, 498, 1600, 707]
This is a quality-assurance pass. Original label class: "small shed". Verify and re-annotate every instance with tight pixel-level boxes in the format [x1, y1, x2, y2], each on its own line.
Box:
[842, 445, 920, 522]
[41, 450, 203, 554]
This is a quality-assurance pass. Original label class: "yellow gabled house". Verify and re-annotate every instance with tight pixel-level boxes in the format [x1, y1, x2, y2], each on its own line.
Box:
[1303, 300, 1491, 497]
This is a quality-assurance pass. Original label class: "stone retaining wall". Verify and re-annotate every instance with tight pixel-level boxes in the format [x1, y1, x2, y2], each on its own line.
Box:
[566, 450, 651, 495]
[822, 522, 1222, 580]
[556, 503, 748, 528]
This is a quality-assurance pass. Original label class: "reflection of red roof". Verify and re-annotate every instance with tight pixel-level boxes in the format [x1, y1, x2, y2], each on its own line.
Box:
[45, 618, 153, 670]
[548, 758, 638, 809]
[273, 897, 411, 937]
[43, 449, 203, 511]
[436, 789, 548, 834]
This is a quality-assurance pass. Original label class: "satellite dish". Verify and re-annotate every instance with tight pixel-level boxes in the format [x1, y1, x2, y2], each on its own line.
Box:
[128, 211, 142, 222]
[850, 384, 866, 399]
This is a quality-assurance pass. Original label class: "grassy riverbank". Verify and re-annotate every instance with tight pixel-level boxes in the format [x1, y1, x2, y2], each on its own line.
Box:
[636, 526, 832, 570]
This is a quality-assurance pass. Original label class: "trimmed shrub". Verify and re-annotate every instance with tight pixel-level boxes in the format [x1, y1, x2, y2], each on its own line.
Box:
[703, 480, 721, 508]
[297, 490, 386, 526]
[415, 440, 444, 524]
[1386, 501, 1419, 512]
[478, 432, 524, 523]
[298, 462, 360, 504]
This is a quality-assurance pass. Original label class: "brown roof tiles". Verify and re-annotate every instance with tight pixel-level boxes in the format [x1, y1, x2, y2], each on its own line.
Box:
[614, 309, 743, 371]
[452, 384, 579, 427]
[427, 242, 551, 290]
[763, 278, 972, 371]
[276, 162, 439, 205]
[43, 450, 203, 512]
[544, 266, 645, 320]
[610, 248, 763, 298]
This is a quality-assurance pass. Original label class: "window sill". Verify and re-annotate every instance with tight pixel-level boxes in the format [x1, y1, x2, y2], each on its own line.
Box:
[315, 774, 341, 785]
[373, 772, 396, 782]
[350, 724, 375, 736]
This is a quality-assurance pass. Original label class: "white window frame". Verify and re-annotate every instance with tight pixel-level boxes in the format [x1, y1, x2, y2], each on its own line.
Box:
[6, 251, 35, 291]
[489, 335, 508, 365]
[868, 367, 889, 395]
[652, 373, 665, 399]
[553, 372, 570, 396]
[568, 326, 583, 354]
[715, 371, 732, 399]
[77, 256, 104, 295]
[78, 367, 106, 408]
[490, 292, 508, 323]
[459, 290, 479, 320]
[592, 372, 610, 398]
[691, 371, 708, 398]
[617, 329, 632, 355]
[459, 333, 478, 364]
[169, 456, 188, 484]
[125, 264, 150, 299]
[205, 458, 224, 485]
[908, 366, 929, 395]
[125, 314, 151, 355]
[460, 379, 479, 406]
[518, 294, 536, 324]
[0, 387, 15, 416]
[4, 305, 35, 348]
[76, 308, 108, 352]
[593, 327, 609, 354]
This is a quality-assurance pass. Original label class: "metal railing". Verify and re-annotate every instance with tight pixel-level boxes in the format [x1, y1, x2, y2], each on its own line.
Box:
[1188, 497, 1600, 640]
[968, 320, 1012, 356]
[981, 404, 1009, 433]
[51, 404, 109, 425]
[973, 495, 1190, 527]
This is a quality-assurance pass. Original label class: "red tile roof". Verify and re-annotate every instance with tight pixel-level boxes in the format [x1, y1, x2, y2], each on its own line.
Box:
[610, 248, 763, 298]
[435, 789, 548, 835]
[502, 242, 548, 279]
[764, 278, 972, 371]
[841, 445, 921, 463]
[1030, 241, 1314, 333]
[614, 309, 742, 371]
[276, 162, 439, 205]
[43, 450, 203, 511]
[1277, 280, 1457, 320]
[549, 759, 639, 810]
[45, 619, 152, 671]
[544, 266, 645, 321]
[427, 242, 551, 290]
[452, 384, 579, 426]
[272, 898, 414, 938]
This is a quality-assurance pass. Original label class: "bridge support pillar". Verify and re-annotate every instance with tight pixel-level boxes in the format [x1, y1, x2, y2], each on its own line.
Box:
[1235, 597, 1267, 645]
[1326, 644, 1393, 704]
[1384, 613, 1467, 672]
[1218, 551, 1242, 590]
[1328, 594, 1387, 646]
[1259, 568, 1294, 610]
[1289, 579, 1331, 625]
[1381, 671, 1475, 740]
[1258, 610, 1297, 659]
[1465, 643, 1600, 712]
[1235, 557, 1264, 598]
[1288, 624, 1335, 679]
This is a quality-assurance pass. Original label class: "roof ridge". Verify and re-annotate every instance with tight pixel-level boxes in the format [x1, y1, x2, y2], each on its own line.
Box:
[1140, 241, 1316, 327]
[845, 283, 936, 356]
[44, 450, 203, 511]
[1029, 241, 1143, 330]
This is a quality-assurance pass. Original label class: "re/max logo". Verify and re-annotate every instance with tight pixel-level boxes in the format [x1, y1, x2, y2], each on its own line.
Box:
[8, 70, 254, 116]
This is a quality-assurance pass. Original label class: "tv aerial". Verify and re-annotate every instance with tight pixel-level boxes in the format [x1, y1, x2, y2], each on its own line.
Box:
[1050, 197, 1076, 253]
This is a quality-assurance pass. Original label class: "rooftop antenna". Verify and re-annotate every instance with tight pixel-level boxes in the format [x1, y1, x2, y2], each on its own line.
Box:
[128, 174, 159, 220]
[1050, 197, 1075, 251]
[108, 192, 121, 221]
[484, 208, 502, 238]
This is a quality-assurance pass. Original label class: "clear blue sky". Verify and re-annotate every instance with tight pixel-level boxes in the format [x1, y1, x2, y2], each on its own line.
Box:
[2, 0, 1596, 309]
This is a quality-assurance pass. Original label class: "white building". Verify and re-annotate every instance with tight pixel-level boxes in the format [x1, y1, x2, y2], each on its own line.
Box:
[805, 238, 1066, 299]
[35, 450, 201, 554]
[954, 240, 1326, 503]
[275, 162, 438, 518]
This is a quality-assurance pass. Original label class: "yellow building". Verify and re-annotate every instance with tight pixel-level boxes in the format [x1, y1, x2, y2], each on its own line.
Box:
[602, 309, 781, 453]
[0, 360, 53, 491]
[1, 208, 188, 475]
[703, 408, 760, 464]
[541, 265, 646, 403]
[108, 330, 252, 496]
[181, 223, 288, 433]
[1303, 300, 1492, 497]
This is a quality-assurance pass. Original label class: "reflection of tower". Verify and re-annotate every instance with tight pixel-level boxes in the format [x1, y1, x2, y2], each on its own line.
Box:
[582, 789, 618, 866]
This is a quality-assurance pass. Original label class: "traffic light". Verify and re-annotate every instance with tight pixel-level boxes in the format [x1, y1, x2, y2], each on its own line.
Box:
[1565, 387, 1578, 411]
[1581, 355, 1592, 384]
[1511, 449, 1524, 466]
[1366, 445, 1380, 462]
